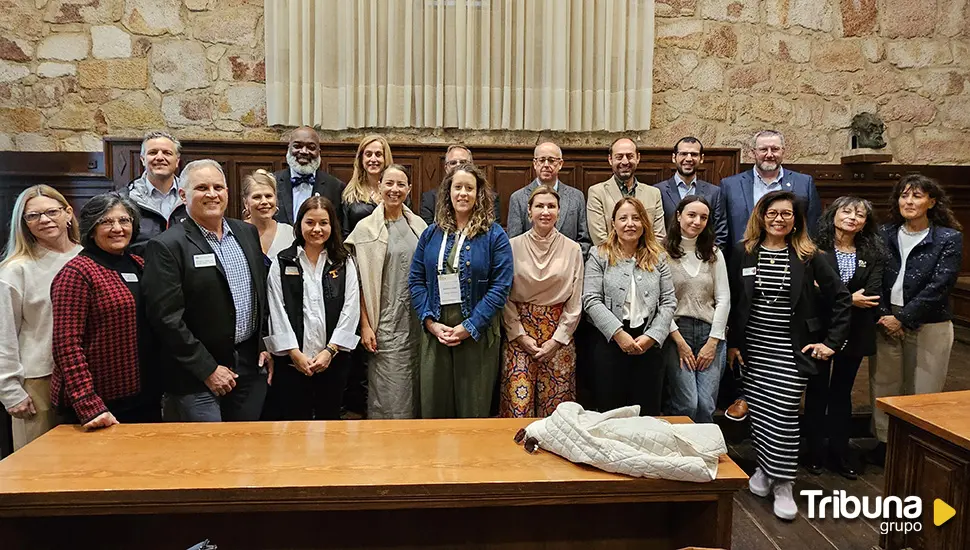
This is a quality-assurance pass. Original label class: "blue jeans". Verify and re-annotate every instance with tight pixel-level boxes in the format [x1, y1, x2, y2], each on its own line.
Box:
[664, 317, 725, 423]
[162, 373, 267, 422]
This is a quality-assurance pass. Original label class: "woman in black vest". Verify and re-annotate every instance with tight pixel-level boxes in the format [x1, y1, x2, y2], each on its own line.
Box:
[263, 196, 361, 420]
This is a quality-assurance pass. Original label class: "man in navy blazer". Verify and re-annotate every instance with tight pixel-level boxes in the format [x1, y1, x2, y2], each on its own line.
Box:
[272, 126, 344, 225]
[654, 136, 728, 248]
[720, 130, 822, 247]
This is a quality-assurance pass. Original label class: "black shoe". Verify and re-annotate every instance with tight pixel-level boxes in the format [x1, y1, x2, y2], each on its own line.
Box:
[865, 442, 886, 467]
[807, 462, 824, 475]
[829, 457, 858, 480]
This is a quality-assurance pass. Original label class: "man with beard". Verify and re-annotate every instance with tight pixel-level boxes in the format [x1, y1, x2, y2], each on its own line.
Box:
[121, 131, 188, 256]
[654, 137, 728, 248]
[508, 141, 591, 256]
[586, 137, 665, 245]
[720, 129, 821, 247]
[273, 126, 344, 225]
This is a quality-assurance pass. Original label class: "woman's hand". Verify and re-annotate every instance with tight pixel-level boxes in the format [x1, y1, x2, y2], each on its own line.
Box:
[534, 339, 563, 362]
[360, 325, 378, 353]
[878, 315, 905, 339]
[675, 338, 696, 370]
[448, 324, 471, 345]
[633, 335, 656, 355]
[6, 395, 36, 419]
[802, 342, 836, 361]
[727, 348, 745, 371]
[288, 349, 314, 376]
[515, 335, 542, 357]
[426, 319, 458, 346]
[695, 338, 720, 371]
[612, 330, 642, 355]
[82, 411, 119, 431]
[309, 349, 333, 374]
[851, 289, 880, 308]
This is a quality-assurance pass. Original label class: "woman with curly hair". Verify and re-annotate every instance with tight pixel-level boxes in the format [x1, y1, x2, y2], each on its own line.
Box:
[804, 196, 884, 479]
[408, 162, 513, 418]
[868, 174, 963, 466]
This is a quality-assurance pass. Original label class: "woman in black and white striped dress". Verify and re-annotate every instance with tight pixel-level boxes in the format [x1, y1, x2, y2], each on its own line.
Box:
[727, 190, 851, 521]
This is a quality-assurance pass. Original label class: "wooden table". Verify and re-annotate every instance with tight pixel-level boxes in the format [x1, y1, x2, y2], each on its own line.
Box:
[877, 391, 970, 550]
[0, 418, 746, 550]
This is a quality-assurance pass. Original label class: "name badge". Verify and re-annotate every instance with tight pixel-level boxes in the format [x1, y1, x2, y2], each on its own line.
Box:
[284, 266, 300, 276]
[438, 273, 462, 305]
[742, 267, 757, 277]
[858, 260, 867, 268]
[193, 253, 216, 268]
[121, 272, 138, 283]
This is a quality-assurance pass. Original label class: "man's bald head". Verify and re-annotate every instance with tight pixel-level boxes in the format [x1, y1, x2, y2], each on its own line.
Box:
[533, 141, 563, 185]
[286, 126, 322, 175]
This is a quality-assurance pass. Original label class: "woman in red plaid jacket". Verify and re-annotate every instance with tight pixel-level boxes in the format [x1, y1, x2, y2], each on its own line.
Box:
[51, 193, 162, 429]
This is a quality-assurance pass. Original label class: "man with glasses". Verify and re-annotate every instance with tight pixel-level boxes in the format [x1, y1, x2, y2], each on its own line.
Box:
[120, 131, 188, 256]
[419, 145, 501, 225]
[587, 137, 665, 245]
[654, 137, 728, 248]
[273, 126, 344, 225]
[721, 129, 821, 247]
[507, 141, 591, 256]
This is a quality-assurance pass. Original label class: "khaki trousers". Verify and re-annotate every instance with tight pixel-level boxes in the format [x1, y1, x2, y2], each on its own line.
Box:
[11, 376, 58, 451]
[869, 319, 953, 442]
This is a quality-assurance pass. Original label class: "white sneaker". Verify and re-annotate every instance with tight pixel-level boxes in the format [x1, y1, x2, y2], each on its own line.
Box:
[749, 467, 772, 497]
[772, 481, 798, 521]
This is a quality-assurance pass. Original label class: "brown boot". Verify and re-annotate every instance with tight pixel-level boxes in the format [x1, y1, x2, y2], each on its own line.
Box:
[725, 398, 748, 421]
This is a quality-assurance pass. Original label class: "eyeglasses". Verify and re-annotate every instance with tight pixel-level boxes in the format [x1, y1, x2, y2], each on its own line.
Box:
[23, 207, 65, 223]
[98, 216, 134, 228]
[765, 210, 794, 221]
[755, 146, 783, 155]
[534, 157, 562, 165]
[444, 159, 468, 167]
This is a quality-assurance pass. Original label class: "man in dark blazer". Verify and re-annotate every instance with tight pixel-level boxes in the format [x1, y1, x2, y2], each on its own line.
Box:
[720, 130, 822, 247]
[420, 144, 500, 225]
[143, 159, 272, 422]
[654, 136, 728, 248]
[273, 126, 344, 225]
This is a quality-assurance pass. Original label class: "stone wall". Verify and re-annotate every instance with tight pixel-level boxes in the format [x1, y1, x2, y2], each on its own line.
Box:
[1, 0, 968, 163]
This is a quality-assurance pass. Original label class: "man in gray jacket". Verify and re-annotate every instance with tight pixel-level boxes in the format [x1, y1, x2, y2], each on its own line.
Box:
[120, 131, 187, 256]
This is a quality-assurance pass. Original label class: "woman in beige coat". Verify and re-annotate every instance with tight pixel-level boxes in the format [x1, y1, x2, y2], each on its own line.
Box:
[346, 164, 427, 418]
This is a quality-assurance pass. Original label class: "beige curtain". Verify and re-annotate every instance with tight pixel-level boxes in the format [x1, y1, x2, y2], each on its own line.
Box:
[265, 0, 654, 131]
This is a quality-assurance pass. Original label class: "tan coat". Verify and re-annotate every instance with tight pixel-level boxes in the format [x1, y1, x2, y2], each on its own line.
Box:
[586, 178, 665, 246]
[345, 204, 427, 329]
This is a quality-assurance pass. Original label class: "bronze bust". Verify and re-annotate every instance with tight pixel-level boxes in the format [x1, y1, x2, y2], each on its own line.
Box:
[851, 112, 887, 149]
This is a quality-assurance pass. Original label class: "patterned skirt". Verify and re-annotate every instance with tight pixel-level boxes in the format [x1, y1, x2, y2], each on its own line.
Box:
[500, 302, 576, 418]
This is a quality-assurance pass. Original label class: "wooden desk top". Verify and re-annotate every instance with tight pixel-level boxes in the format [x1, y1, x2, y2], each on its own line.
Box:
[0, 418, 746, 517]
[876, 390, 970, 451]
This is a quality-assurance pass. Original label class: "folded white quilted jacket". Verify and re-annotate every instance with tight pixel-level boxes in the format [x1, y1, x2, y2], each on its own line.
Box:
[522, 402, 727, 483]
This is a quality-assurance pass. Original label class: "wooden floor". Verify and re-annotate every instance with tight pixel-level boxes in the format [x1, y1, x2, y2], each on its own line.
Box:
[728, 326, 970, 550]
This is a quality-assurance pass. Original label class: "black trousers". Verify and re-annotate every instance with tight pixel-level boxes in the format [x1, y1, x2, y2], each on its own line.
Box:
[342, 347, 369, 416]
[804, 353, 864, 462]
[592, 323, 665, 416]
[265, 354, 352, 420]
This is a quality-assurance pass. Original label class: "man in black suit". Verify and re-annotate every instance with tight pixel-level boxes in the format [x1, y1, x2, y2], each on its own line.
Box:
[274, 126, 344, 224]
[654, 136, 728, 248]
[143, 159, 272, 422]
[419, 145, 501, 225]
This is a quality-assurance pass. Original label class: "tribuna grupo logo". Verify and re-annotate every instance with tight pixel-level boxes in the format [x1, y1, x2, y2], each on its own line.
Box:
[801, 490, 923, 535]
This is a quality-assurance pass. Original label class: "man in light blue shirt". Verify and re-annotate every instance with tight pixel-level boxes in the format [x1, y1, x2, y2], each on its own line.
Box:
[121, 131, 188, 255]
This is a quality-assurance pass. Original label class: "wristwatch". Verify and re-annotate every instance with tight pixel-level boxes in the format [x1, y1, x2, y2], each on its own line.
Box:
[326, 343, 340, 357]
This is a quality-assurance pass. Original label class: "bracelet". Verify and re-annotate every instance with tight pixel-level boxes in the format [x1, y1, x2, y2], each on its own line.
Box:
[326, 343, 339, 356]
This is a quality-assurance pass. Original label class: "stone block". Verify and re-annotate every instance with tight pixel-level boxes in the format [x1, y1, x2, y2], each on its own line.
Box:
[856, 67, 904, 98]
[699, 0, 758, 22]
[653, 49, 692, 92]
[194, 7, 261, 45]
[37, 33, 90, 61]
[60, 132, 104, 151]
[0, 38, 32, 62]
[887, 40, 953, 68]
[822, 100, 852, 128]
[697, 94, 729, 120]
[0, 108, 43, 132]
[880, 92, 937, 125]
[729, 66, 771, 90]
[693, 58, 725, 92]
[43, 0, 123, 24]
[225, 55, 265, 82]
[33, 76, 78, 107]
[91, 25, 132, 59]
[923, 70, 965, 96]
[15, 133, 58, 151]
[123, 0, 183, 36]
[747, 96, 793, 123]
[840, 0, 876, 37]
[880, 0, 936, 38]
[737, 32, 759, 63]
[938, 0, 969, 38]
[98, 90, 164, 129]
[161, 92, 214, 125]
[184, 0, 209, 10]
[791, 96, 824, 127]
[48, 95, 95, 129]
[657, 20, 705, 49]
[861, 38, 884, 63]
[151, 40, 209, 92]
[37, 62, 77, 78]
[221, 83, 265, 126]
[0, 133, 13, 150]
[941, 96, 970, 129]
[656, 0, 697, 17]
[767, 0, 834, 31]
[813, 40, 865, 72]
[764, 32, 811, 63]
[701, 25, 737, 58]
[79, 58, 148, 89]
[799, 70, 855, 96]
[206, 45, 227, 62]
[913, 127, 970, 163]
[0, 61, 30, 83]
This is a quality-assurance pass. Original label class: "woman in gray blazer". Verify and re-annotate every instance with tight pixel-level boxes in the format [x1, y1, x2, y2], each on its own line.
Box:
[582, 197, 676, 415]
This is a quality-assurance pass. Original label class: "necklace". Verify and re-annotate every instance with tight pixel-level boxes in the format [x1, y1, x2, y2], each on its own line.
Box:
[757, 248, 790, 304]
[900, 225, 928, 236]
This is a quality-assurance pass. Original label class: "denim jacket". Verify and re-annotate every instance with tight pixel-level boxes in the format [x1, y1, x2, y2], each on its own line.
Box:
[408, 223, 513, 341]
[879, 223, 963, 329]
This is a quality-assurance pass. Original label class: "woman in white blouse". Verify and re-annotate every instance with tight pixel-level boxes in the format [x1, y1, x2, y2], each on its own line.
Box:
[242, 169, 294, 260]
[0, 185, 82, 449]
[662, 196, 730, 423]
[262, 196, 360, 420]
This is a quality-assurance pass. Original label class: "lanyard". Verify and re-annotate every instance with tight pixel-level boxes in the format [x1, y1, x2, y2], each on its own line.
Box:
[437, 230, 467, 274]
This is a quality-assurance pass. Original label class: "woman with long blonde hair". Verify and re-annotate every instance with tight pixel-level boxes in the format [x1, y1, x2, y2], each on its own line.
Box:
[1, 185, 82, 450]
[341, 134, 394, 238]
[727, 190, 851, 520]
[582, 197, 675, 416]
[408, 162, 513, 418]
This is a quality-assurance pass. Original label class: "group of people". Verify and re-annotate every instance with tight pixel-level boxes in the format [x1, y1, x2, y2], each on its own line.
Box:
[0, 128, 962, 522]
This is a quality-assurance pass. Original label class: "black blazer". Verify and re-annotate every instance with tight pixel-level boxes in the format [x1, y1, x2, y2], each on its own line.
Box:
[818, 249, 883, 357]
[142, 217, 270, 395]
[419, 188, 502, 227]
[654, 177, 729, 249]
[273, 168, 344, 225]
[727, 243, 852, 376]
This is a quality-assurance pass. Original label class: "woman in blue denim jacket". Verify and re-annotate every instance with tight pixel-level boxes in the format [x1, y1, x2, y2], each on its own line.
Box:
[409, 163, 513, 418]
[869, 174, 963, 465]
